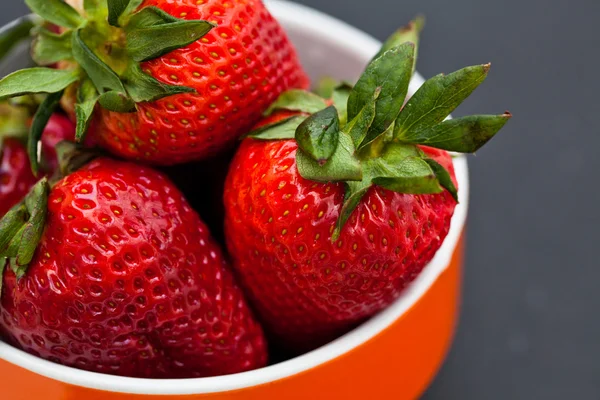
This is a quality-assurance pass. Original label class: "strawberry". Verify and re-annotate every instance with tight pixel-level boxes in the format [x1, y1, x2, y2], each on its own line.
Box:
[0, 138, 38, 217]
[224, 20, 511, 351]
[0, 154, 267, 378]
[0, 101, 76, 216]
[0, 0, 308, 165]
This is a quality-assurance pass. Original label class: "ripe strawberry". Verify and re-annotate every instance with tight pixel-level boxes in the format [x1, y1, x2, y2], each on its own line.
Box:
[0, 138, 38, 216]
[224, 20, 511, 351]
[0, 156, 267, 378]
[0, 102, 76, 217]
[0, 0, 309, 165]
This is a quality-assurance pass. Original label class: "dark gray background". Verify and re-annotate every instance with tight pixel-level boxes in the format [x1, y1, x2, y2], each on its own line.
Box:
[1, 0, 597, 399]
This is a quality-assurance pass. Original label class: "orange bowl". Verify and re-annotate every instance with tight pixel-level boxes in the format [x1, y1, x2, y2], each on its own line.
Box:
[0, 2, 469, 399]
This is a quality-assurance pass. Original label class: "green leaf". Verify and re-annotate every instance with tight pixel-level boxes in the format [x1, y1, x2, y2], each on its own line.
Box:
[84, 0, 103, 13]
[395, 64, 490, 140]
[0, 68, 79, 100]
[25, 0, 85, 30]
[32, 28, 73, 66]
[127, 5, 179, 28]
[0, 178, 48, 276]
[247, 116, 306, 140]
[126, 7, 214, 62]
[332, 181, 372, 241]
[400, 113, 512, 153]
[28, 91, 64, 176]
[345, 87, 379, 148]
[17, 180, 49, 266]
[314, 77, 337, 98]
[371, 157, 443, 195]
[332, 83, 353, 127]
[71, 29, 127, 94]
[296, 131, 362, 182]
[97, 91, 136, 113]
[108, 0, 132, 26]
[75, 79, 99, 142]
[373, 16, 424, 72]
[0, 102, 31, 140]
[424, 158, 458, 202]
[347, 43, 415, 145]
[0, 204, 28, 253]
[123, 63, 195, 103]
[295, 106, 340, 165]
[265, 89, 328, 116]
[0, 17, 36, 62]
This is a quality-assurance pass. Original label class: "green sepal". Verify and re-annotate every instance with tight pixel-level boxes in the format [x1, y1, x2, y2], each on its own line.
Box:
[399, 113, 511, 153]
[0, 102, 31, 143]
[247, 116, 307, 140]
[314, 77, 338, 98]
[347, 43, 415, 145]
[295, 106, 340, 165]
[84, 0, 104, 14]
[265, 89, 328, 116]
[332, 180, 372, 242]
[424, 158, 458, 202]
[123, 63, 195, 103]
[32, 28, 73, 66]
[71, 29, 128, 95]
[108, 0, 133, 26]
[371, 157, 443, 196]
[97, 90, 136, 113]
[25, 0, 85, 30]
[296, 131, 362, 182]
[395, 64, 490, 141]
[28, 90, 64, 176]
[332, 83, 353, 127]
[126, 7, 214, 62]
[0, 68, 79, 100]
[0, 16, 36, 62]
[345, 87, 379, 148]
[75, 79, 99, 142]
[373, 16, 424, 74]
[311, 78, 353, 126]
[0, 178, 49, 279]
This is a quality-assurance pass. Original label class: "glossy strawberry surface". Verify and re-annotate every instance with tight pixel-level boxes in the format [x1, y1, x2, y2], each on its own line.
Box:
[98, 0, 309, 165]
[224, 138, 458, 351]
[0, 158, 267, 378]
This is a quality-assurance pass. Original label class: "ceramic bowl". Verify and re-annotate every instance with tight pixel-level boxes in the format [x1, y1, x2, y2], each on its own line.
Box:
[0, 1, 469, 399]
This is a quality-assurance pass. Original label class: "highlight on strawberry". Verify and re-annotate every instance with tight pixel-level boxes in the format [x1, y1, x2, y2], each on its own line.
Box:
[0, 143, 267, 378]
[224, 18, 511, 351]
[0, 0, 309, 165]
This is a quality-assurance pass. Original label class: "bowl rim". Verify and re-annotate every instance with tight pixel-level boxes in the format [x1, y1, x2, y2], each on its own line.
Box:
[0, 0, 470, 395]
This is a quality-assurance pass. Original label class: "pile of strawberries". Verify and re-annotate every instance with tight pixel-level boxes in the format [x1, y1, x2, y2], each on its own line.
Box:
[0, 0, 510, 379]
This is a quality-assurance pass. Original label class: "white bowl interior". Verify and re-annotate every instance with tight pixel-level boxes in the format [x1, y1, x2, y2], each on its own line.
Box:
[0, 0, 469, 395]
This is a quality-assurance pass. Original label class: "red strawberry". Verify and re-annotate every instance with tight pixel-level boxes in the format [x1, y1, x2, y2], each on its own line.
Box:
[2, 0, 309, 165]
[0, 156, 267, 378]
[224, 21, 511, 351]
[0, 104, 76, 217]
[0, 138, 38, 216]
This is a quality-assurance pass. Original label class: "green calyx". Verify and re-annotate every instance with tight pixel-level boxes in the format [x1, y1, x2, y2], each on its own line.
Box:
[248, 17, 511, 241]
[0, 178, 49, 289]
[0, 0, 215, 174]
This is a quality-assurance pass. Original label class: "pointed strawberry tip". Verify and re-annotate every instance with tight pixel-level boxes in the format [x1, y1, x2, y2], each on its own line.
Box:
[502, 111, 513, 118]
